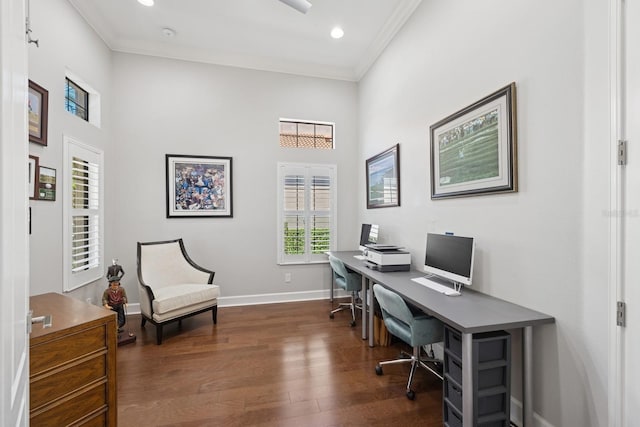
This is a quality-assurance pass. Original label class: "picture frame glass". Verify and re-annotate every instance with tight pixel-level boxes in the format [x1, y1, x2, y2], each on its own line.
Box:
[166, 155, 233, 218]
[38, 166, 56, 201]
[28, 89, 43, 139]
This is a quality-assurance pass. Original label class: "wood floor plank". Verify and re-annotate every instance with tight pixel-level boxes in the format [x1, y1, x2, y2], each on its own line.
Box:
[117, 300, 443, 426]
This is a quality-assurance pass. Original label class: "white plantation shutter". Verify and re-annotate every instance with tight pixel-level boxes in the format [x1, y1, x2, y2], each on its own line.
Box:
[64, 136, 104, 291]
[278, 163, 336, 264]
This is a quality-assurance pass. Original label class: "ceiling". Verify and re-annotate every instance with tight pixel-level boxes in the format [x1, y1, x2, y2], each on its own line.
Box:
[67, 0, 422, 82]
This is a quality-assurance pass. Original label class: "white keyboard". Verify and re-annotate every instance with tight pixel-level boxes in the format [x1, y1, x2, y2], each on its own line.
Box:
[353, 255, 366, 260]
[411, 277, 461, 296]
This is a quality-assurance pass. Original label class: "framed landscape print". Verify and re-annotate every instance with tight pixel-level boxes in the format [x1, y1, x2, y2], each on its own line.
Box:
[166, 154, 233, 218]
[430, 82, 517, 199]
[38, 166, 56, 201]
[366, 144, 400, 209]
[28, 80, 49, 146]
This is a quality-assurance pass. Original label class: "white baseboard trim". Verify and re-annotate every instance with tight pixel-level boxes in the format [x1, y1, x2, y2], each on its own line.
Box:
[124, 289, 348, 315]
[510, 397, 555, 427]
[126, 303, 141, 315]
[218, 289, 349, 307]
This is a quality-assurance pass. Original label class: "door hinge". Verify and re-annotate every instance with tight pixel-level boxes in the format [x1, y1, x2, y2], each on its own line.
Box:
[617, 301, 626, 327]
[618, 140, 627, 165]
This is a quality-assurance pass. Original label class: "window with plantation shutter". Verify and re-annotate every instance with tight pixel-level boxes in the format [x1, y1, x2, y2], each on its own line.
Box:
[63, 136, 104, 291]
[277, 163, 336, 264]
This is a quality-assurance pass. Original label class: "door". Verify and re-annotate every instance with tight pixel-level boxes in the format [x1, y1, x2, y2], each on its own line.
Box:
[0, 0, 29, 425]
[613, 0, 640, 425]
[622, 0, 640, 423]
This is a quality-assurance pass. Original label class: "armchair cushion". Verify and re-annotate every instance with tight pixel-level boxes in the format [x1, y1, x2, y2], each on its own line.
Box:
[152, 284, 220, 316]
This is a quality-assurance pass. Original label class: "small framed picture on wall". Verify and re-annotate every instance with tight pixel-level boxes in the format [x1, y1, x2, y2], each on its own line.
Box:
[38, 166, 56, 201]
[28, 155, 39, 200]
[28, 80, 49, 146]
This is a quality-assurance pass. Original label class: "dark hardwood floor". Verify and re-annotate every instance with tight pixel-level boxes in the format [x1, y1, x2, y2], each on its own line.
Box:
[117, 299, 443, 426]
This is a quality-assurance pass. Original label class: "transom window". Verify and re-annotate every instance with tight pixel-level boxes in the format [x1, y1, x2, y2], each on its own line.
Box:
[279, 119, 334, 149]
[65, 77, 89, 121]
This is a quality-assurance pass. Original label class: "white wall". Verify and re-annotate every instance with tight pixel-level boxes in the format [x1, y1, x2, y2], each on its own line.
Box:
[357, 1, 610, 426]
[109, 53, 359, 304]
[28, 0, 112, 304]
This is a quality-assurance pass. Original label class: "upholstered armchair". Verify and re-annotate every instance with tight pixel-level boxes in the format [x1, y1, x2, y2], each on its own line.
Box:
[137, 238, 220, 344]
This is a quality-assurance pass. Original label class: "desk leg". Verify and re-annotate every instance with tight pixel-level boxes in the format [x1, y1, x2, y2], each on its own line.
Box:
[368, 279, 374, 347]
[462, 332, 473, 427]
[523, 326, 533, 427]
[329, 267, 334, 303]
[361, 276, 367, 340]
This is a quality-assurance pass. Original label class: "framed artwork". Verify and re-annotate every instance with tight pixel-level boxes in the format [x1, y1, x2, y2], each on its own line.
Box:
[28, 155, 39, 200]
[37, 166, 56, 201]
[28, 80, 49, 146]
[366, 144, 400, 209]
[166, 154, 233, 218]
[430, 82, 517, 199]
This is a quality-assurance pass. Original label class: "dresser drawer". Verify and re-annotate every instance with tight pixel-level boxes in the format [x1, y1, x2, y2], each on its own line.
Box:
[30, 382, 107, 426]
[31, 353, 107, 410]
[31, 324, 107, 376]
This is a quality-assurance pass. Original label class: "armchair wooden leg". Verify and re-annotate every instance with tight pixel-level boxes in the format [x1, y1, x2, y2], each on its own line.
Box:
[141, 317, 147, 327]
[156, 325, 163, 345]
[212, 306, 218, 324]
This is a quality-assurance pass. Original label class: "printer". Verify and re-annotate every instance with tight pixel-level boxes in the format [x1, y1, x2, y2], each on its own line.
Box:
[364, 245, 411, 272]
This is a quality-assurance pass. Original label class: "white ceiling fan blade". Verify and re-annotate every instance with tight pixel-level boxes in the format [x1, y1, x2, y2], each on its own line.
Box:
[278, 0, 312, 14]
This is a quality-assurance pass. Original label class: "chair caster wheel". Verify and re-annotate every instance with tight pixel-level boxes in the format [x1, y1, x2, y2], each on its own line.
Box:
[329, 313, 334, 319]
[406, 390, 415, 400]
[375, 365, 383, 376]
[350, 320, 356, 327]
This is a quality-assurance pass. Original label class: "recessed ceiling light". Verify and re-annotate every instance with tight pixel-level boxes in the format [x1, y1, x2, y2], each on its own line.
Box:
[138, 0, 154, 6]
[330, 27, 344, 39]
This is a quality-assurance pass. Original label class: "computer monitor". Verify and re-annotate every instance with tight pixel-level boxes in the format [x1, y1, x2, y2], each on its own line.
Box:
[359, 224, 379, 251]
[423, 233, 475, 287]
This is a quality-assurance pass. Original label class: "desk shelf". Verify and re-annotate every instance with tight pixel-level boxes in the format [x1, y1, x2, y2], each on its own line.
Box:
[443, 326, 511, 427]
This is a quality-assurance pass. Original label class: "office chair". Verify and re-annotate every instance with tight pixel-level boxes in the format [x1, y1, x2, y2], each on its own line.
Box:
[372, 283, 444, 400]
[328, 255, 362, 327]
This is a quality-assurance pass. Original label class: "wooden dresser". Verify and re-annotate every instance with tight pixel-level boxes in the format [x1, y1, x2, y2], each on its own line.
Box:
[30, 293, 117, 426]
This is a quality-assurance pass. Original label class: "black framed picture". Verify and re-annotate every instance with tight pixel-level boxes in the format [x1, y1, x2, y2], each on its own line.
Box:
[166, 154, 233, 218]
[37, 166, 56, 201]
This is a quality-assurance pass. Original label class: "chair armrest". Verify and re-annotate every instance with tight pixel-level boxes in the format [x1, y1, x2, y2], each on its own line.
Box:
[138, 283, 155, 317]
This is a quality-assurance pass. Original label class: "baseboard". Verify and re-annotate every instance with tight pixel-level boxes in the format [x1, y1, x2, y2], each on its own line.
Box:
[124, 289, 349, 315]
[125, 303, 141, 315]
[218, 289, 349, 307]
[510, 397, 555, 427]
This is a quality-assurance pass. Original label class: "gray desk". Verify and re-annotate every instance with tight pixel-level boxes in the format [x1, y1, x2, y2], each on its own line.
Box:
[329, 251, 554, 427]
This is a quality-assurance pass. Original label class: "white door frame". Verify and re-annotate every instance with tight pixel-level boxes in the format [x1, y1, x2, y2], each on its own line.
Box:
[608, 0, 628, 425]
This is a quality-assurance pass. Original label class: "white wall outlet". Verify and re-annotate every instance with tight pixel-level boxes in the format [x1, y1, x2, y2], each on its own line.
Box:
[285, 273, 291, 283]
[86, 298, 93, 305]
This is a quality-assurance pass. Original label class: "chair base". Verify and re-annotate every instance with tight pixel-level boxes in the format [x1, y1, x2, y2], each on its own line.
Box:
[375, 346, 443, 400]
[141, 305, 217, 345]
[329, 293, 362, 327]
